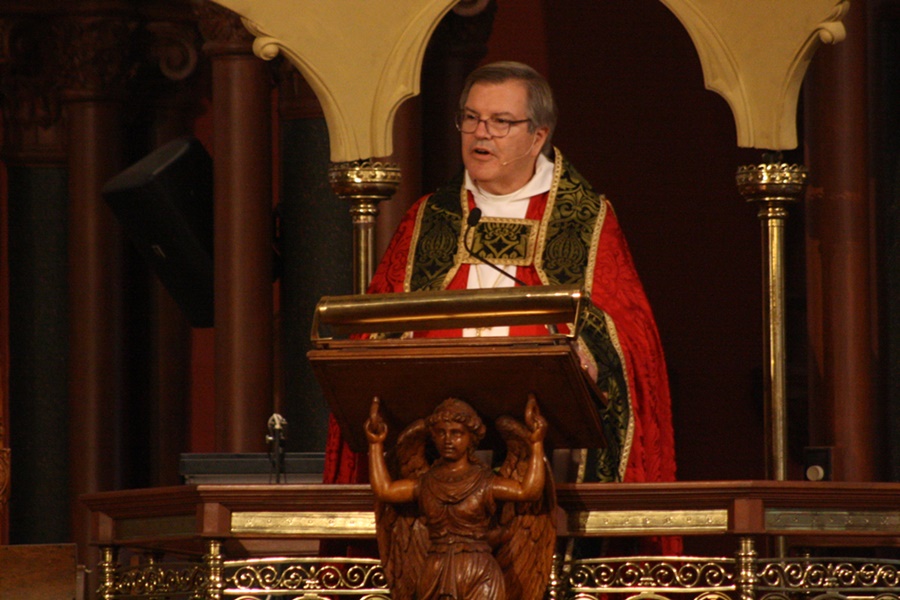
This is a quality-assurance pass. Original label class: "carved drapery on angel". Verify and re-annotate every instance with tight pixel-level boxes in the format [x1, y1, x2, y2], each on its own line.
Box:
[365, 395, 556, 600]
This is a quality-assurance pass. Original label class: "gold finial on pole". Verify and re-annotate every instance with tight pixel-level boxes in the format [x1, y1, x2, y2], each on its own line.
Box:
[328, 160, 401, 294]
[736, 161, 807, 482]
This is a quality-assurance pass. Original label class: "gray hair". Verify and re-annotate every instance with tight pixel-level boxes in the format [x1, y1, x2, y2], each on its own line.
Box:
[458, 61, 557, 154]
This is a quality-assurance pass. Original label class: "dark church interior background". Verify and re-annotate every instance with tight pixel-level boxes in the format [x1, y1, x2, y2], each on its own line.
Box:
[1, 0, 898, 562]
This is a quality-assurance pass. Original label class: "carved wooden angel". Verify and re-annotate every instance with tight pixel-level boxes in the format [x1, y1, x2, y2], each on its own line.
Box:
[364, 394, 556, 600]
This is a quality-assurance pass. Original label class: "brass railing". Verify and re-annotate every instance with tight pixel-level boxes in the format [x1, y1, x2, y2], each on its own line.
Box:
[83, 482, 900, 600]
[96, 549, 900, 600]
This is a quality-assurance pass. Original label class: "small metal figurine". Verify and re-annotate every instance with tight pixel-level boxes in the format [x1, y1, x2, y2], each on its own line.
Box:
[365, 394, 556, 600]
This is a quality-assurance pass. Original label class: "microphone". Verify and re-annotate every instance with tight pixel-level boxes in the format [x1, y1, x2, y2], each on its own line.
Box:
[500, 133, 538, 166]
[266, 413, 288, 483]
[464, 207, 527, 287]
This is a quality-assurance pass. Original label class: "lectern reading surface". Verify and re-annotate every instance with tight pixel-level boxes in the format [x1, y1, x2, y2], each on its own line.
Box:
[308, 285, 607, 453]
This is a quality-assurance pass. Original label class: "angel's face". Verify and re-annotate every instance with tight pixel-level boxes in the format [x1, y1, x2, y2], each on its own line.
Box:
[431, 420, 473, 462]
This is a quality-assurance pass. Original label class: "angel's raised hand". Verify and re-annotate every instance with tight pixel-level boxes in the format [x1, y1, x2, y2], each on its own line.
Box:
[524, 394, 548, 443]
[364, 396, 388, 443]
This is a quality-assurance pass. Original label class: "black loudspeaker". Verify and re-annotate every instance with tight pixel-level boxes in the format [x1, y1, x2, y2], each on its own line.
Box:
[103, 136, 214, 327]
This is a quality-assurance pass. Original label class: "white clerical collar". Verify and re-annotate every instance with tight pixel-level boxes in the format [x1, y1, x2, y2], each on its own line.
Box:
[465, 154, 554, 219]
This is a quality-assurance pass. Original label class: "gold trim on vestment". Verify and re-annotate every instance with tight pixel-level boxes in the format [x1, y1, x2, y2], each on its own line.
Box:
[604, 311, 633, 482]
[460, 216, 540, 266]
[533, 150, 564, 285]
[403, 201, 427, 293]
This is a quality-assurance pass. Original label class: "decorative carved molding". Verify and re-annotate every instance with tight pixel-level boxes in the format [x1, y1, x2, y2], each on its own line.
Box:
[0, 17, 66, 163]
[1, 7, 203, 160]
[659, 0, 850, 150]
[146, 20, 201, 82]
[210, 0, 459, 162]
[53, 14, 139, 101]
[128, 17, 208, 139]
[193, 0, 255, 56]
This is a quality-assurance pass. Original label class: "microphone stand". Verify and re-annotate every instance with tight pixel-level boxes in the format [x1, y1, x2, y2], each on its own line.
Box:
[266, 413, 287, 483]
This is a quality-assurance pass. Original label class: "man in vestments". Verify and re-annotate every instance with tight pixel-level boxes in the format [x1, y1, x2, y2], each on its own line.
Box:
[324, 61, 676, 493]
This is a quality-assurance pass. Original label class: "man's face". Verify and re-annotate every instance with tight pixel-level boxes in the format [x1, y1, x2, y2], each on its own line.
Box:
[431, 420, 473, 462]
[460, 80, 549, 195]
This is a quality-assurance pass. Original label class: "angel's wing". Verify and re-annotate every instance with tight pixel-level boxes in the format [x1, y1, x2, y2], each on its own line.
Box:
[375, 419, 430, 600]
[493, 415, 557, 600]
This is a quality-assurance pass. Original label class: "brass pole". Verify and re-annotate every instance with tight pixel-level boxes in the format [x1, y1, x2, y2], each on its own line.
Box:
[735, 536, 758, 600]
[736, 162, 807, 482]
[98, 546, 117, 600]
[329, 160, 402, 294]
[204, 538, 224, 600]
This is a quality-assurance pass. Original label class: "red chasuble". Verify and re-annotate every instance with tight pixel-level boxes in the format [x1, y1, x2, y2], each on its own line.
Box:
[323, 149, 676, 491]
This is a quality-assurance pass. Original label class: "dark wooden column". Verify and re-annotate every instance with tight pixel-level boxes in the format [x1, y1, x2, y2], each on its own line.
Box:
[197, 1, 273, 452]
[0, 14, 70, 545]
[803, 0, 878, 481]
[57, 8, 136, 559]
[141, 9, 206, 485]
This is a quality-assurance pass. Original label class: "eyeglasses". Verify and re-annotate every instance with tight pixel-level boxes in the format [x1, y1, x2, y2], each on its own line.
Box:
[455, 112, 531, 137]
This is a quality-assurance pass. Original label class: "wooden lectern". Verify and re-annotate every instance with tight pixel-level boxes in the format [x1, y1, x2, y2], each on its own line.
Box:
[308, 285, 606, 452]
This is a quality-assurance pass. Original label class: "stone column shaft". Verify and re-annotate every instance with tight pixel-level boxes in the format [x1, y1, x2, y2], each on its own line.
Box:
[212, 54, 273, 451]
[199, 2, 274, 452]
[803, 0, 877, 480]
[66, 95, 127, 549]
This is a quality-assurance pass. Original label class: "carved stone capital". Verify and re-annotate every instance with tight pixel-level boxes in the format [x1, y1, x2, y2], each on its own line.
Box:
[0, 16, 66, 163]
[736, 163, 808, 205]
[131, 16, 208, 135]
[53, 13, 139, 102]
[193, 0, 255, 57]
[146, 20, 201, 82]
[328, 159, 401, 201]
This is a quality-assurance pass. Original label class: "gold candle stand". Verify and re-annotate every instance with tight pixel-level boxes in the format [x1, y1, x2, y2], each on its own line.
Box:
[328, 160, 401, 294]
[736, 162, 807, 482]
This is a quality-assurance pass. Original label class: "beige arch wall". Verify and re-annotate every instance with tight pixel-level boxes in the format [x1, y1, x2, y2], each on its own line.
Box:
[212, 0, 849, 158]
[211, 0, 459, 161]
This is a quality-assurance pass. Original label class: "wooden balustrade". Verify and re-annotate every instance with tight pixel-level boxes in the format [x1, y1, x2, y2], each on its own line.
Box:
[81, 481, 900, 599]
